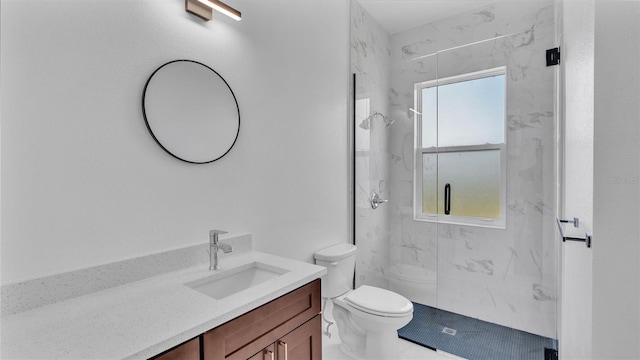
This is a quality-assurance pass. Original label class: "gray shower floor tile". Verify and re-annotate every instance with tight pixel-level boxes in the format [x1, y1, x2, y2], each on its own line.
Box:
[398, 302, 557, 360]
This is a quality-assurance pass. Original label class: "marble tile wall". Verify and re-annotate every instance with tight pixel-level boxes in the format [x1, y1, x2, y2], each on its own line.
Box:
[351, 0, 392, 289]
[351, 0, 558, 338]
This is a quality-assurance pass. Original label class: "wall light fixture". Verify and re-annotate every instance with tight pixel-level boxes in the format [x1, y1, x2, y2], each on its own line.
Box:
[185, 0, 242, 22]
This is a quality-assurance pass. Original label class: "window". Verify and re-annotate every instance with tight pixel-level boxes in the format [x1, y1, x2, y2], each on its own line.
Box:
[414, 67, 506, 228]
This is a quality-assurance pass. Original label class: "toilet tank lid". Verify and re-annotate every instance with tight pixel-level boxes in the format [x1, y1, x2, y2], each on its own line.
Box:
[314, 243, 356, 262]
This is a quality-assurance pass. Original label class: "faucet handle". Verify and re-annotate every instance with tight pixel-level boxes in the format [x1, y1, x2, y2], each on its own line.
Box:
[209, 229, 228, 240]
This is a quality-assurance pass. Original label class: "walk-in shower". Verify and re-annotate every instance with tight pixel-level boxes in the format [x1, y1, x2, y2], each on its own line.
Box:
[350, 0, 560, 358]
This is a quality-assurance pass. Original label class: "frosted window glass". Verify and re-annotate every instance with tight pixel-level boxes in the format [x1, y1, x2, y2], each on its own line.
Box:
[422, 153, 438, 214]
[422, 150, 501, 218]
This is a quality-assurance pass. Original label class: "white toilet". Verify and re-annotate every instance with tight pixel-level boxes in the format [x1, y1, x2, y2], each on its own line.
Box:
[314, 243, 413, 360]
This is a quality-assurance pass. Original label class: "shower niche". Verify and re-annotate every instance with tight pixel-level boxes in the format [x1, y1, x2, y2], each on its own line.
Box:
[351, 0, 559, 340]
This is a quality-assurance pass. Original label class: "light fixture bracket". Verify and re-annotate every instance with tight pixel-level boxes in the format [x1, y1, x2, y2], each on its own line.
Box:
[185, 0, 241, 22]
[185, 0, 213, 21]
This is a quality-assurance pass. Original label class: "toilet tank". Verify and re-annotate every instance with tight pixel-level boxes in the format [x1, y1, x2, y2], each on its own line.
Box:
[314, 243, 357, 299]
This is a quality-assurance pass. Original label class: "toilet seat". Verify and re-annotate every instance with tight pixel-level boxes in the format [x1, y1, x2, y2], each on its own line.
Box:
[345, 285, 413, 318]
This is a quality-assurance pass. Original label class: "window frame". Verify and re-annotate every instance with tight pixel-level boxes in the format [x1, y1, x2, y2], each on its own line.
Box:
[413, 67, 507, 229]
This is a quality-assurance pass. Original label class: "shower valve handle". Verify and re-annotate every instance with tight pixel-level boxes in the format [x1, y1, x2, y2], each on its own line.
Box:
[370, 192, 388, 209]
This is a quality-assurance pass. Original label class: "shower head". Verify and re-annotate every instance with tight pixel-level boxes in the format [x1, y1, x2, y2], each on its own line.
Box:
[358, 117, 370, 130]
[364, 112, 395, 128]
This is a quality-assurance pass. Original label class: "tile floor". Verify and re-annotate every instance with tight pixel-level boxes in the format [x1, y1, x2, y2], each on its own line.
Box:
[321, 323, 466, 360]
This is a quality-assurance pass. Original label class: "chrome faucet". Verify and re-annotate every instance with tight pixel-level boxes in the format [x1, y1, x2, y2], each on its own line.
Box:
[209, 230, 232, 270]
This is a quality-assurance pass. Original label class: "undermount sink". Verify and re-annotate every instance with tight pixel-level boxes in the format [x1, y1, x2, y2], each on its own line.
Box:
[185, 262, 289, 300]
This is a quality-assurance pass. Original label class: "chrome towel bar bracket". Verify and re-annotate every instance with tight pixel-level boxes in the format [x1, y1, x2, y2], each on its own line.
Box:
[556, 217, 592, 248]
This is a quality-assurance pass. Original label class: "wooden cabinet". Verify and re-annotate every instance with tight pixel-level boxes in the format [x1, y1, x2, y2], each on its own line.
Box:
[275, 315, 322, 360]
[150, 337, 200, 360]
[149, 279, 321, 360]
[248, 344, 275, 360]
[203, 279, 321, 360]
[249, 315, 322, 360]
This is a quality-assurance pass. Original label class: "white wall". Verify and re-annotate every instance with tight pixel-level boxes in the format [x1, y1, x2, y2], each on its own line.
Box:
[1, 0, 350, 284]
[562, 0, 640, 358]
[560, 0, 594, 357]
[592, 0, 640, 358]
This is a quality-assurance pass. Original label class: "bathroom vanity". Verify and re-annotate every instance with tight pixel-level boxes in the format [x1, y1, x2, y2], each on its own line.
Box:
[1, 249, 326, 360]
[156, 279, 321, 360]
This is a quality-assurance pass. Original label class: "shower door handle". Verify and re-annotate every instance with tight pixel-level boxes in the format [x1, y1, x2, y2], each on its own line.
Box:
[444, 183, 451, 215]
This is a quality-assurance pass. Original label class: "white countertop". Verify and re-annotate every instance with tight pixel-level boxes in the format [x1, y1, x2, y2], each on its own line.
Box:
[1, 251, 326, 359]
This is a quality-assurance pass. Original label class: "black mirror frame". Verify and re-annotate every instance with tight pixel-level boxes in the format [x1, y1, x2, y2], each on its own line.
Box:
[141, 59, 240, 164]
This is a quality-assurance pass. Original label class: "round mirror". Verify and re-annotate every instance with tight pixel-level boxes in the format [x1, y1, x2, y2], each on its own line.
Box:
[142, 60, 240, 164]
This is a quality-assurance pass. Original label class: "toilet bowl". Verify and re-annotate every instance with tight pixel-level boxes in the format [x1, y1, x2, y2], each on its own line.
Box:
[334, 286, 413, 359]
[314, 243, 414, 360]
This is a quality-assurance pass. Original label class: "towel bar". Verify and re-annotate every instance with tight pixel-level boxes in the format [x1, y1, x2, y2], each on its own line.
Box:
[556, 217, 591, 248]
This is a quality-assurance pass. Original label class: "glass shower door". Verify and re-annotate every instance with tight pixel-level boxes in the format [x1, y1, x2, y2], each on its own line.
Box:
[433, 33, 558, 339]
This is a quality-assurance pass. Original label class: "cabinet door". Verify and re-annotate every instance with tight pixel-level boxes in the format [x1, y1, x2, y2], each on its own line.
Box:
[151, 337, 200, 360]
[203, 279, 321, 360]
[276, 315, 321, 360]
[248, 344, 275, 360]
